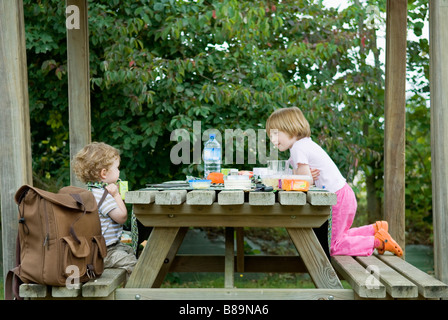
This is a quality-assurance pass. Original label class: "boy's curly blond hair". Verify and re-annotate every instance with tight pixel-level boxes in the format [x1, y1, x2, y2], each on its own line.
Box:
[73, 142, 120, 183]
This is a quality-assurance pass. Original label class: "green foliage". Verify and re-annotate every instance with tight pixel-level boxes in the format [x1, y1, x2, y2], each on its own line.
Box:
[404, 0, 432, 244]
[25, 0, 383, 186]
[23, 0, 433, 243]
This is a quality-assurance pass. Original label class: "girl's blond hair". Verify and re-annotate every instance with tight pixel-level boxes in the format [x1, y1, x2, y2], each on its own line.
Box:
[72, 142, 120, 183]
[266, 107, 311, 139]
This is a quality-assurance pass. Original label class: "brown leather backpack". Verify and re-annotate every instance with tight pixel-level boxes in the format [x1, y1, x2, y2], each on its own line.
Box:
[6, 185, 107, 299]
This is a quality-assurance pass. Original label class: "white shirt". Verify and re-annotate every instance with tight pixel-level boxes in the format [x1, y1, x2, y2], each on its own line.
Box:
[91, 187, 123, 246]
[289, 137, 346, 193]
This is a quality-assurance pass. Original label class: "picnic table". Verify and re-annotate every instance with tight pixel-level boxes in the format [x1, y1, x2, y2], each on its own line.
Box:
[19, 183, 448, 301]
[18, 184, 448, 301]
[116, 183, 353, 300]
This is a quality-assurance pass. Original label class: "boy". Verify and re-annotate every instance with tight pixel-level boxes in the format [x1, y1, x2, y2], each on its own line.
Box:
[73, 142, 137, 276]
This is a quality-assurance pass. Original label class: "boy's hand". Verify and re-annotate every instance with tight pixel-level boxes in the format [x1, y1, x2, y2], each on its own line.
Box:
[105, 183, 120, 197]
[105, 183, 128, 224]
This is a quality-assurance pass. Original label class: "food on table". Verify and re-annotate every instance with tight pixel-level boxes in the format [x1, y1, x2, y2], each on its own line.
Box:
[188, 179, 212, 189]
[207, 172, 224, 184]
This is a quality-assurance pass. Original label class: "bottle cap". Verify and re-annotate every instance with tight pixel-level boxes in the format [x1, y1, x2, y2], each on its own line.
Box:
[209, 134, 215, 139]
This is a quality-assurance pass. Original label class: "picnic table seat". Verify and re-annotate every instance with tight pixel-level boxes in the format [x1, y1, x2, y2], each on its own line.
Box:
[18, 268, 126, 300]
[332, 253, 448, 299]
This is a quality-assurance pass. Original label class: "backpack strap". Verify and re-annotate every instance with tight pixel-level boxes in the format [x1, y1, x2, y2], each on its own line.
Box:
[97, 189, 109, 209]
[69, 189, 108, 244]
[5, 234, 23, 300]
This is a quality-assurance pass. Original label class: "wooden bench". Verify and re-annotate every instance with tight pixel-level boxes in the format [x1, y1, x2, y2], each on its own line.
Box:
[332, 253, 448, 300]
[18, 268, 126, 300]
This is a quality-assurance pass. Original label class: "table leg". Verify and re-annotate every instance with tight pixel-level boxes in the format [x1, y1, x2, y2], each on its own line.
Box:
[152, 227, 188, 287]
[235, 227, 245, 273]
[287, 228, 343, 289]
[225, 227, 235, 288]
[126, 227, 186, 288]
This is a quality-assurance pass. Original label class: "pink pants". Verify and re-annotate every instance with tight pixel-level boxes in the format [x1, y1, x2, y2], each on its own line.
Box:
[330, 183, 375, 256]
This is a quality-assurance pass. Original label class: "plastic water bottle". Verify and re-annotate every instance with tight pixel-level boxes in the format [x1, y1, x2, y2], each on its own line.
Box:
[203, 133, 221, 177]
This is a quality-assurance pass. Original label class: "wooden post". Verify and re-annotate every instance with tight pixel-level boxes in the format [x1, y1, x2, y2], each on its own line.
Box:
[0, 0, 33, 287]
[384, 0, 407, 253]
[429, 0, 448, 283]
[66, 0, 91, 186]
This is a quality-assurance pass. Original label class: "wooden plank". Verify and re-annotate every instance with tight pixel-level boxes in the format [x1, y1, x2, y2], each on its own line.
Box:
[66, 0, 91, 187]
[134, 214, 329, 228]
[19, 284, 48, 298]
[155, 190, 187, 205]
[133, 203, 330, 216]
[249, 192, 275, 206]
[218, 190, 244, 205]
[278, 191, 306, 205]
[306, 191, 337, 206]
[52, 285, 81, 298]
[0, 0, 33, 287]
[356, 255, 417, 298]
[331, 256, 386, 298]
[429, 0, 448, 284]
[384, 0, 407, 252]
[125, 190, 158, 204]
[152, 227, 188, 288]
[288, 228, 343, 289]
[82, 268, 127, 297]
[116, 288, 354, 300]
[377, 254, 448, 298]
[186, 190, 216, 205]
[126, 227, 182, 288]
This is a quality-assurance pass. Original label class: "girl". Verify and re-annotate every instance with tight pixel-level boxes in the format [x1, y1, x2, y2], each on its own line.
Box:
[266, 107, 402, 257]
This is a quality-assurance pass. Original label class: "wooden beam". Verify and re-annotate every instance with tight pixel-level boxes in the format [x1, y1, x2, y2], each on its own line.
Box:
[66, 0, 91, 186]
[0, 0, 33, 290]
[429, 0, 448, 284]
[384, 0, 407, 252]
[116, 288, 355, 300]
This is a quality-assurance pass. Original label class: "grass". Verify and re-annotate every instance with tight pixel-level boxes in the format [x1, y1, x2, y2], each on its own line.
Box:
[161, 272, 352, 290]
[162, 272, 315, 289]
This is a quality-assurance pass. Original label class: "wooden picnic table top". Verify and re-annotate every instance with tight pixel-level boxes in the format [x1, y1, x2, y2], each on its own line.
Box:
[125, 185, 337, 206]
[125, 186, 337, 228]
[124, 185, 343, 291]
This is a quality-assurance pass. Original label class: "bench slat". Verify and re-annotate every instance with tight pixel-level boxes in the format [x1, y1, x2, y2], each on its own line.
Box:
[19, 268, 126, 299]
[52, 284, 81, 298]
[19, 283, 48, 298]
[377, 254, 448, 299]
[356, 255, 418, 298]
[332, 256, 386, 298]
[82, 268, 126, 297]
